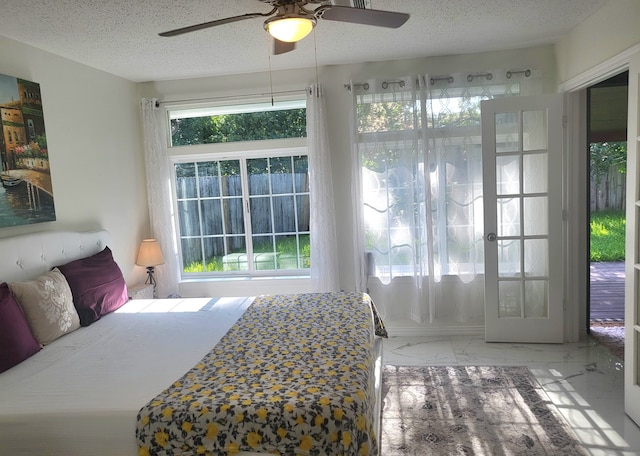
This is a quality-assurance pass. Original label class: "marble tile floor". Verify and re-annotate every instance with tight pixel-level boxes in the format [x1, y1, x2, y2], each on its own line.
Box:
[383, 335, 640, 456]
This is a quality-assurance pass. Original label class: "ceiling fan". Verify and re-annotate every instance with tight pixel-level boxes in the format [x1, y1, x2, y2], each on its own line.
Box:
[159, 0, 410, 55]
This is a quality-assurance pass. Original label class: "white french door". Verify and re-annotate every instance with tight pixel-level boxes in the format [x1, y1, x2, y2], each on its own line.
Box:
[481, 94, 565, 343]
[625, 53, 640, 426]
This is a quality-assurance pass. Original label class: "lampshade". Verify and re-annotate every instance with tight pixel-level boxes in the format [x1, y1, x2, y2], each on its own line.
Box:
[136, 239, 165, 267]
[264, 15, 315, 43]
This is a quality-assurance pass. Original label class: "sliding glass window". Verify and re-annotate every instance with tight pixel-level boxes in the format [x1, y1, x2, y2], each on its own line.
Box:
[167, 99, 309, 277]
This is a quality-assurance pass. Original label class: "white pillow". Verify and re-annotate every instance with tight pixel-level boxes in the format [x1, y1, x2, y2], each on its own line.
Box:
[9, 268, 80, 345]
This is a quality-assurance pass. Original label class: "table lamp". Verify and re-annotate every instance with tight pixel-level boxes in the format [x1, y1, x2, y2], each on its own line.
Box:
[136, 239, 165, 294]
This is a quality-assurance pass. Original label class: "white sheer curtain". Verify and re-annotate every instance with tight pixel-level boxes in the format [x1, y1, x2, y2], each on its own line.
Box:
[350, 77, 430, 321]
[306, 85, 339, 292]
[140, 98, 180, 298]
[351, 71, 540, 323]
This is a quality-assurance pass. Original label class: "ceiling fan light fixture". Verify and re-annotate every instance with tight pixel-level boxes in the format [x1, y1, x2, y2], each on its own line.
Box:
[264, 15, 316, 43]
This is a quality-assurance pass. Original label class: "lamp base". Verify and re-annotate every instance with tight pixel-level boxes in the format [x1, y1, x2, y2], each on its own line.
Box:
[144, 266, 156, 296]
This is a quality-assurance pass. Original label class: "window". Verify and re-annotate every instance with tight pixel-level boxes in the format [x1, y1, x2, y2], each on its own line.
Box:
[168, 100, 309, 277]
[27, 119, 35, 139]
[170, 102, 306, 146]
[355, 77, 523, 282]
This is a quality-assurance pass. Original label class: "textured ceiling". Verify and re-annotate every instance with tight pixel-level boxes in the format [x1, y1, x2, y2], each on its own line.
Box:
[0, 0, 609, 83]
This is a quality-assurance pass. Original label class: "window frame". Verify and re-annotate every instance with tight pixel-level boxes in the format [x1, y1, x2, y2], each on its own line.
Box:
[164, 97, 311, 282]
[165, 99, 309, 280]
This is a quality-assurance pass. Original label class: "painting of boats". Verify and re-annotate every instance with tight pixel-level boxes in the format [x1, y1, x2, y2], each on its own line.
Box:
[1, 172, 24, 188]
[0, 73, 56, 227]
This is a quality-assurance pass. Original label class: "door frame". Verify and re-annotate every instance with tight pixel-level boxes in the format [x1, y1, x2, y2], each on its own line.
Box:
[559, 45, 640, 343]
[624, 51, 640, 426]
[560, 44, 640, 425]
[564, 89, 589, 343]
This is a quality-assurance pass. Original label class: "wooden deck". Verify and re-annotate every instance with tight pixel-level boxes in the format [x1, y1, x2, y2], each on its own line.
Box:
[590, 261, 625, 321]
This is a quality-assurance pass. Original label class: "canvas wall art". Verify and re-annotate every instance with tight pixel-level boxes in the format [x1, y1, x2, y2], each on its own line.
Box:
[0, 73, 56, 227]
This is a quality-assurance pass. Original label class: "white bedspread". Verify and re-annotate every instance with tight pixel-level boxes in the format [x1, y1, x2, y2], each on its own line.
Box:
[0, 297, 254, 456]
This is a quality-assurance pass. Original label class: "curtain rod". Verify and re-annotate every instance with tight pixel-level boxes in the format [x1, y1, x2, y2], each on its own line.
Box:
[346, 69, 532, 91]
[155, 88, 308, 107]
[344, 79, 412, 91]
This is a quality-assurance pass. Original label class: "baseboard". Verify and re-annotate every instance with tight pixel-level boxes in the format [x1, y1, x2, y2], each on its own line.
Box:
[386, 325, 485, 337]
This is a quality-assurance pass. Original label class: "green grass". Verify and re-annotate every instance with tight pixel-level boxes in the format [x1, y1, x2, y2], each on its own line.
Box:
[183, 235, 310, 272]
[590, 210, 625, 262]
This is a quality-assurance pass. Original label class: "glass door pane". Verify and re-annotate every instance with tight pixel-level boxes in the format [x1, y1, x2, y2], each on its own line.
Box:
[483, 95, 563, 342]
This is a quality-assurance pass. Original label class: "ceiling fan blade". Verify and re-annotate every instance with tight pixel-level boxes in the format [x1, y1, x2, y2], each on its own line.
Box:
[159, 11, 273, 37]
[318, 6, 409, 28]
[273, 39, 296, 55]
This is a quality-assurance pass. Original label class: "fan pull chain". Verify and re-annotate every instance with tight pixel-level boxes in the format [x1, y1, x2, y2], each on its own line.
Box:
[267, 33, 274, 106]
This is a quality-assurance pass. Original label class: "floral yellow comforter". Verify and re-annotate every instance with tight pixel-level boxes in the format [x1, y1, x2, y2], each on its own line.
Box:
[136, 292, 386, 456]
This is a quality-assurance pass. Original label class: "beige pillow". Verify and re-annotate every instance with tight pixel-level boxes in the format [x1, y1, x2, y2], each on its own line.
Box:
[9, 268, 80, 345]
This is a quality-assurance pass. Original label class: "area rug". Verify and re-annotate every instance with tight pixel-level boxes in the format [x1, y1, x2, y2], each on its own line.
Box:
[590, 322, 624, 359]
[381, 365, 587, 455]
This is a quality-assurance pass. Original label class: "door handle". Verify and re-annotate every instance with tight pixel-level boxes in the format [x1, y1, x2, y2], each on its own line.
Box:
[486, 233, 497, 242]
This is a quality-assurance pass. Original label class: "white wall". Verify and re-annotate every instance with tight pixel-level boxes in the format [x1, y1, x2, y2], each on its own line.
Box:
[0, 36, 149, 286]
[556, 0, 640, 85]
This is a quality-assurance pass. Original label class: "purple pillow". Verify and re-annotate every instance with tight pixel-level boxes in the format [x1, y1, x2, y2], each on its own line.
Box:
[57, 247, 129, 326]
[0, 282, 41, 374]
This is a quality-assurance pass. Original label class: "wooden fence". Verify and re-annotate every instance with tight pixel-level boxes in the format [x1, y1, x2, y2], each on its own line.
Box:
[591, 166, 626, 212]
[177, 174, 310, 264]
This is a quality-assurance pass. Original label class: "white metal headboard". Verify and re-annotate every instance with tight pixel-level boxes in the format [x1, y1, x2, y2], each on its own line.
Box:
[0, 230, 111, 283]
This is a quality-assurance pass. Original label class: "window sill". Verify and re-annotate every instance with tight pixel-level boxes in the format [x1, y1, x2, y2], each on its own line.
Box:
[178, 275, 314, 297]
[180, 274, 310, 283]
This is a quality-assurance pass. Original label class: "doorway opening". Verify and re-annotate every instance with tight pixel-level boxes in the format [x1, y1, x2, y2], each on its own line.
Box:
[588, 71, 628, 359]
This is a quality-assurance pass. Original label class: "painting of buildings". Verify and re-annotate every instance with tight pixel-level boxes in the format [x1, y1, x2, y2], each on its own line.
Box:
[0, 73, 56, 227]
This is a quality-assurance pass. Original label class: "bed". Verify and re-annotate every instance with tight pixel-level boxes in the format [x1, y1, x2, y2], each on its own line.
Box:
[0, 230, 384, 455]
